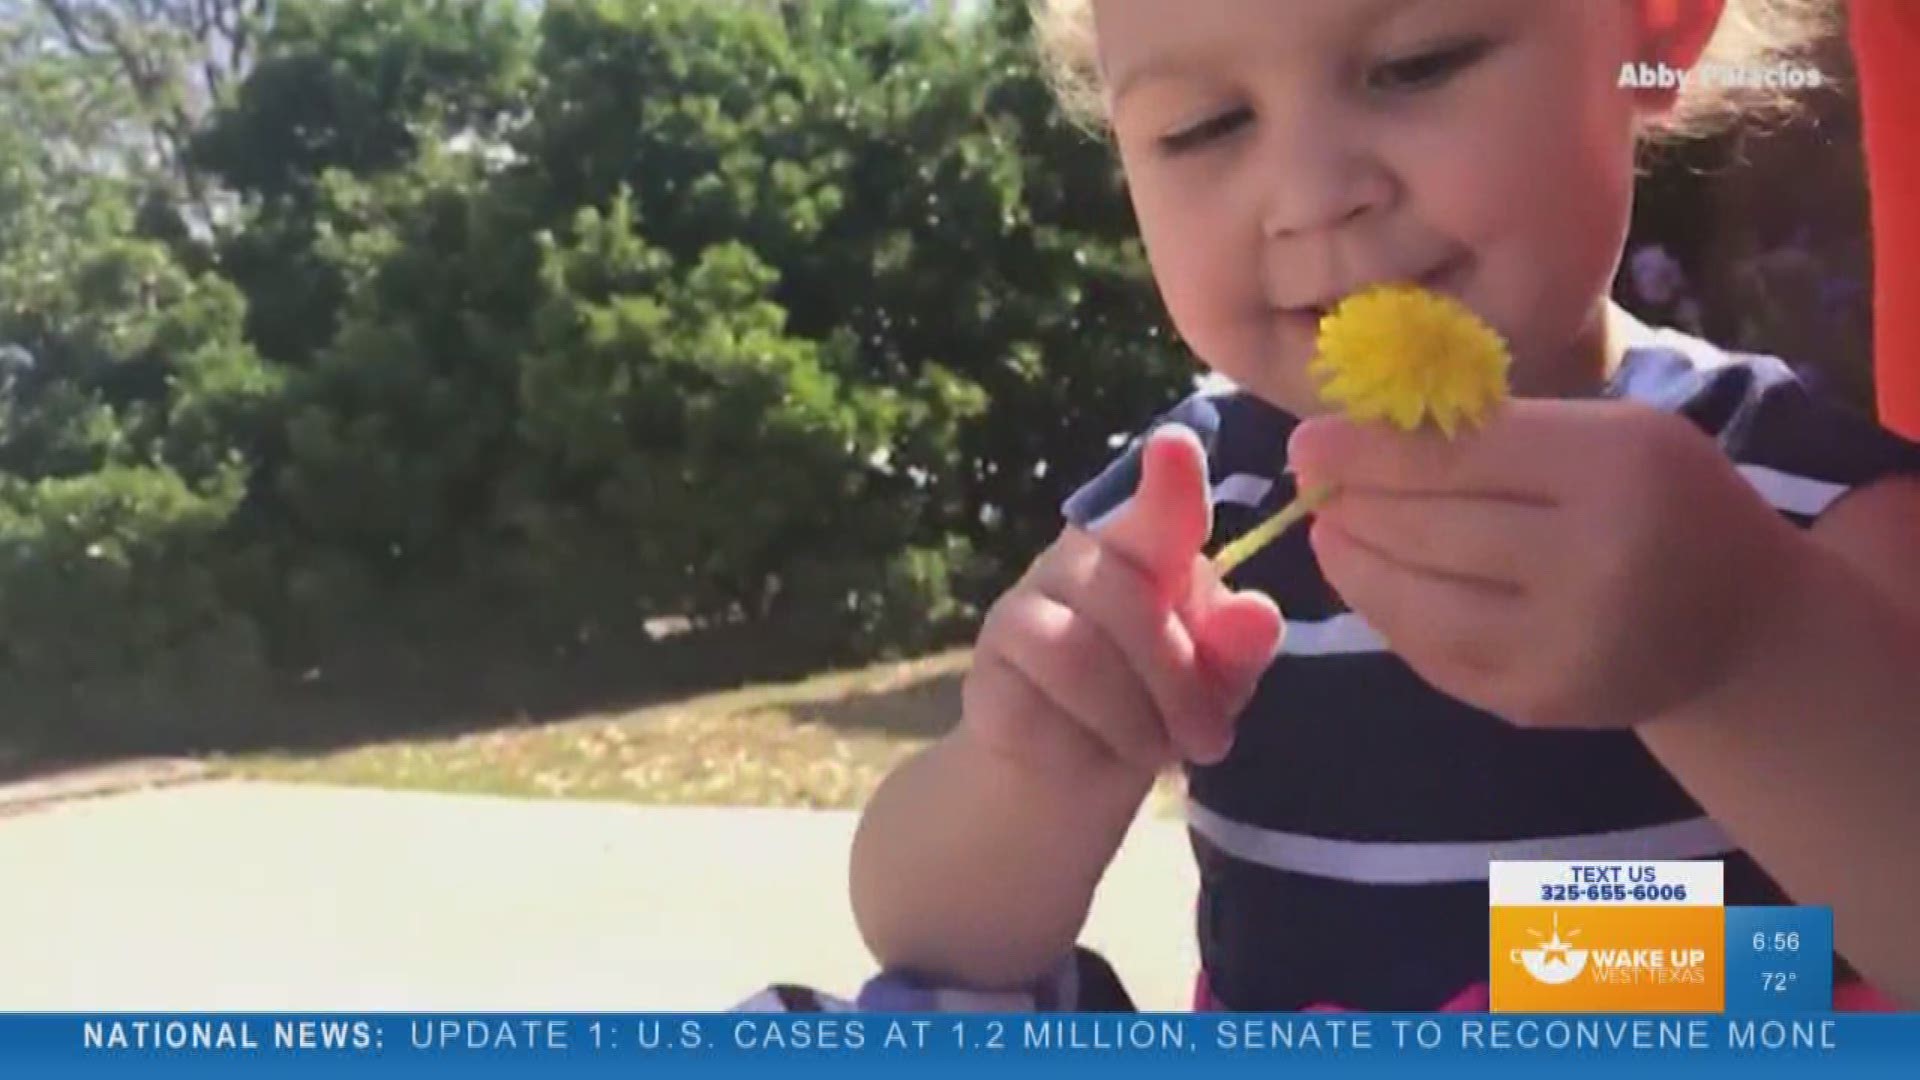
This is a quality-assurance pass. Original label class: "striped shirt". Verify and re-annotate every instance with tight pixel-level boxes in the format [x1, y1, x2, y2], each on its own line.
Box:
[1061, 333, 1920, 1011]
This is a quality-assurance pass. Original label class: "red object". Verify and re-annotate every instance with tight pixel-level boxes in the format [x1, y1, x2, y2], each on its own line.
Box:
[1852, 0, 1920, 440]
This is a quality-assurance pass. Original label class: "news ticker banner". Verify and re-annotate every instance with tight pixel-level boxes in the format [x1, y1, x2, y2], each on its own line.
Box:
[1, 1014, 1917, 1077]
[1490, 860, 1832, 1013]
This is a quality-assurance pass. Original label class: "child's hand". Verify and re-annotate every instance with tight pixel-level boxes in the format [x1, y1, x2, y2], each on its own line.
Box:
[960, 425, 1284, 780]
[1289, 400, 1805, 729]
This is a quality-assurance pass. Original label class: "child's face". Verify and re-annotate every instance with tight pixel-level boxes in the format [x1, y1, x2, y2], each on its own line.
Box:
[1096, 0, 1672, 410]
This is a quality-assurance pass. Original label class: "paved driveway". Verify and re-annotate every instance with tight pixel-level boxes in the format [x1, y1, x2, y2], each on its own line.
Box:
[0, 782, 1197, 1011]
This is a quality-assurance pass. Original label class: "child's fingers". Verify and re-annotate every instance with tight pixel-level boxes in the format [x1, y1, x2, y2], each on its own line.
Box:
[1094, 425, 1214, 602]
[1181, 559, 1285, 688]
[1196, 591, 1284, 700]
[976, 589, 1172, 771]
[1318, 490, 1541, 594]
[1287, 409, 1560, 503]
[1031, 533, 1224, 763]
[1184, 590, 1283, 757]
[1309, 515, 1516, 690]
[1165, 562, 1282, 761]
[1177, 554, 1233, 629]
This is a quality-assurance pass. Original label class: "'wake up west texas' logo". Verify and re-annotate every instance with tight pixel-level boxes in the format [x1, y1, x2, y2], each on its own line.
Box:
[1491, 907, 1724, 1012]
[1512, 912, 1590, 985]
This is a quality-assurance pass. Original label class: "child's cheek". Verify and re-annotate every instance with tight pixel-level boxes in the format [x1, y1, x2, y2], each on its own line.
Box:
[1143, 217, 1255, 363]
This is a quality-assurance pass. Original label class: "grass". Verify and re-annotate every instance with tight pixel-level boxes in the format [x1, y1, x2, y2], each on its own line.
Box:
[219, 648, 1188, 816]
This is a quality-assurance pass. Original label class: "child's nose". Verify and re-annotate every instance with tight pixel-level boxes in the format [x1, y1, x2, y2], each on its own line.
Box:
[1256, 110, 1393, 240]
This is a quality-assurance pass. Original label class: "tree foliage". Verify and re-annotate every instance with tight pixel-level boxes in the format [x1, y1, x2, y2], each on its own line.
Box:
[0, 0, 1185, 744]
[0, 0, 1863, 748]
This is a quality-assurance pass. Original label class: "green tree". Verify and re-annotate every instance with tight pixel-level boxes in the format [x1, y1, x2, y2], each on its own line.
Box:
[513, 0, 1185, 595]
[0, 58, 276, 718]
[1, 0, 1199, 745]
[3, 0, 266, 220]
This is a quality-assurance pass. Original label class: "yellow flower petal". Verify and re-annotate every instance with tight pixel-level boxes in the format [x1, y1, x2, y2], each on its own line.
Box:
[1211, 286, 1513, 576]
[1310, 284, 1512, 434]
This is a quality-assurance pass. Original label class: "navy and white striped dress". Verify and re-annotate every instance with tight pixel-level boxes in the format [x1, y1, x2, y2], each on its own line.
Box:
[1061, 331, 1920, 1011]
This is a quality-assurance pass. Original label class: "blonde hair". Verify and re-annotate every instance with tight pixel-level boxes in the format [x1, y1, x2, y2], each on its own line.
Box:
[1032, 0, 1840, 141]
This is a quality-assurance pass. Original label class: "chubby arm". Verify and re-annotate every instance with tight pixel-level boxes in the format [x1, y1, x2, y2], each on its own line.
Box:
[849, 731, 1154, 990]
[1640, 476, 1920, 1006]
[850, 427, 1281, 989]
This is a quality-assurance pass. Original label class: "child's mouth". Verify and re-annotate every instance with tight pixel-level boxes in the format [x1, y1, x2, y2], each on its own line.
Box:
[1287, 259, 1468, 325]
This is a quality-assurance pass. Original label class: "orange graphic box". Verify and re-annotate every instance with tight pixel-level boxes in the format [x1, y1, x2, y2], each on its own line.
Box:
[1491, 906, 1725, 1013]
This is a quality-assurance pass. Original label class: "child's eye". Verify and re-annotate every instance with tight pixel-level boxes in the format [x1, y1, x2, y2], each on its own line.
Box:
[1366, 37, 1493, 95]
[1157, 107, 1253, 155]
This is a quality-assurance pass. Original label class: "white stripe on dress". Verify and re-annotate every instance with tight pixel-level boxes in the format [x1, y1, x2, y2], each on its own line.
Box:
[1187, 801, 1739, 885]
[1738, 464, 1849, 518]
[1213, 473, 1273, 509]
[1085, 500, 1128, 533]
[1281, 613, 1387, 656]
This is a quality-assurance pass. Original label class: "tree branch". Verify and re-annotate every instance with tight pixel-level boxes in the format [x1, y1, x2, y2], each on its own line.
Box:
[33, 0, 102, 58]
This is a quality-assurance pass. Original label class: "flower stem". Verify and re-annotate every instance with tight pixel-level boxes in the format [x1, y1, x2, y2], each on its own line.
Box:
[1211, 483, 1336, 576]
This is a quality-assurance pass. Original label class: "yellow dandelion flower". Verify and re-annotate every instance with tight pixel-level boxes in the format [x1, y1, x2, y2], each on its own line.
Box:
[1311, 285, 1511, 437]
[1212, 285, 1512, 575]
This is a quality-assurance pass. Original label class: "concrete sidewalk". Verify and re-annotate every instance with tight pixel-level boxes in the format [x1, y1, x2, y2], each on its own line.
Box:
[0, 781, 1197, 1011]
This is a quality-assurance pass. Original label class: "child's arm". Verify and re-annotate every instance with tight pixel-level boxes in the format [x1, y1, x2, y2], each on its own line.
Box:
[849, 727, 1156, 989]
[1639, 476, 1920, 1006]
[850, 427, 1281, 989]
